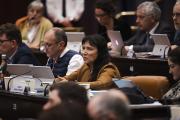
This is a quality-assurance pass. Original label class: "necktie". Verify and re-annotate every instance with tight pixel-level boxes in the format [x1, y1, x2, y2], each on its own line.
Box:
[62, 0, 66, 17]
[145, 33, 150, 46]
[174, 31, 180, 44]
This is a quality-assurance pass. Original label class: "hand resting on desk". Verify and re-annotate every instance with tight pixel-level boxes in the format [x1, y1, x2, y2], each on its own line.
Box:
[54, 77, 68, 83]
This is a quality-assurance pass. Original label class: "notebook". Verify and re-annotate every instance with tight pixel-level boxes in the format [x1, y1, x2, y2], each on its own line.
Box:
[107, 30, 124, 55]
[66, 32, 85, 52]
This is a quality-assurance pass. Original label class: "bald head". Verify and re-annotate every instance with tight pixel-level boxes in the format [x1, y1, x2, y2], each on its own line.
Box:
[88, 89, 130, 120]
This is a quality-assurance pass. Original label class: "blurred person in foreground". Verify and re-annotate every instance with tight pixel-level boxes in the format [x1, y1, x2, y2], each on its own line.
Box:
[55, 34, 120, 90]
[88, 89, 131, 120]
[43, 82, 88, 111]
[39, 101, 90, 120]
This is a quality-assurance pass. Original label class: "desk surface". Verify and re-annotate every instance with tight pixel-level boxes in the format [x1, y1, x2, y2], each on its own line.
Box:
[0, 91, 176, 120]
[111, 56, 172, 79]
[0, 90, 47, 119]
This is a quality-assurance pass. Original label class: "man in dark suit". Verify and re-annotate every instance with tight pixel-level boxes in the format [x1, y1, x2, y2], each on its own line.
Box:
[125, 1, 175, 52]
[0, 23, 39, 65]
[172, 0, 180, 47]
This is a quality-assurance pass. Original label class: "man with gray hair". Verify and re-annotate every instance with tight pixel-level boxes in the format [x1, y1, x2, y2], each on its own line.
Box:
[172, 0, 180, 46]
[125, 1, 174, 52]
[87, 89, 131, 120]
[44, 27, 84, 77]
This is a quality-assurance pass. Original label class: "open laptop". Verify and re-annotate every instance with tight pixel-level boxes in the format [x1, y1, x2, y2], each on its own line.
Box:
[151, 34, 170, 57]
[31, 66, 54, 84]
[107, 30, 124, 56]
[66, 32, 85, 52]
[6, 64, 33, 76]
[135, 34, 170, 58]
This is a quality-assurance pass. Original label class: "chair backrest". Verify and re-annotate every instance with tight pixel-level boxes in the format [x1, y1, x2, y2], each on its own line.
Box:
[122, 76, 170, 99]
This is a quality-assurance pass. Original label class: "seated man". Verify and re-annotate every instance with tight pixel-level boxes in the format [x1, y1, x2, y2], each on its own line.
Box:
[16, 0, 53, 50]
[172, 0, 180, 48]
[0, 23, 39, 65]
[43, 82, 88, 111]
[44, 27, 84, 77]
[125, 1, 175, 52]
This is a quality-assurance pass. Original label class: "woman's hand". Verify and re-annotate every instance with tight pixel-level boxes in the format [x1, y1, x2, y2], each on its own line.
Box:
[54, 76, 68, 83]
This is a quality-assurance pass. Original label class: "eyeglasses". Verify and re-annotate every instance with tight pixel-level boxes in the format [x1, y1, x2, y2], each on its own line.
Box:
[43, 42, 60, 48]
[0, 39, 11, 45]
[172, 12, 180, 17]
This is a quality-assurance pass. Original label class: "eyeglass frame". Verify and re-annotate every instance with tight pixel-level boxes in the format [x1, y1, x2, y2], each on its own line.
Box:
[0, 39, 11, 45]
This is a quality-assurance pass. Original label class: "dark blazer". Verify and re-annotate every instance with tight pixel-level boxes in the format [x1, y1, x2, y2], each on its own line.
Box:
[98, 18, 132, 43]
[10, 43, 39, 65]
[125, 21, 175, 52]
[173, 31, 180, 46]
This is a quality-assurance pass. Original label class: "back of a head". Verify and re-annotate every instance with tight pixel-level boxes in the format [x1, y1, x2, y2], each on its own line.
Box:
[50, 82, 88, 105]
[39, 101, 90, 120]
[137, 1, 161, 22]
[95, 0, 116, 17]
[0, 23, 22, 45]
[88, 89, 131, 120]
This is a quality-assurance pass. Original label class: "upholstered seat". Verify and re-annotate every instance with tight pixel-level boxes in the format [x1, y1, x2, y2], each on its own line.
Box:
[122, 76, 170, 99]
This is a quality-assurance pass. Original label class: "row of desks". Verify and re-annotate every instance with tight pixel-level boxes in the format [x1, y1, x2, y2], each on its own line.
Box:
[0, 91, 173, 120]
[34, 51, 171, 79]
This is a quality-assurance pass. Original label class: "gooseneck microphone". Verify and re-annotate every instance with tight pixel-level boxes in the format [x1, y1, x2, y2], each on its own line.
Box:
[7, 70, 32, 91]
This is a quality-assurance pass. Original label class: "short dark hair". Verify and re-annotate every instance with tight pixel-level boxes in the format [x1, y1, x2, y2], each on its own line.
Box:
[168, 47, 180, 65]
[50, 82, 88, 105]
[51, 28, 68, 46]
[0, 23, 22, 45]
[39, 101, 90, 120]
[95, 0, 116, 17]
[82, 34, 110, 81]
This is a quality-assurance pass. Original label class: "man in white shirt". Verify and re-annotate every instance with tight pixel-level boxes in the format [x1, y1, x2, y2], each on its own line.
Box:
[44, 27, 84, 77]
[46, 0, 84, 27]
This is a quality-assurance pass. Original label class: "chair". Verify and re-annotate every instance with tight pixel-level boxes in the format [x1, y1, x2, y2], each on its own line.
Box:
[122, 76, 170, 99]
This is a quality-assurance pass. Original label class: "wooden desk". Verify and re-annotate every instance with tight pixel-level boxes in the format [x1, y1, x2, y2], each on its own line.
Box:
[111, 56, 172, 79]
[0, 90, 47, 119]
[0, 91, 174, 120]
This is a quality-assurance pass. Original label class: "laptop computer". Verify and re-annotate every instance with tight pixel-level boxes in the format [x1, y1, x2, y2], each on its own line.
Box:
[151, 34, 170, 57]
[31, 66, 54, 84]
[66, 32, 85, 52]
[107, 30, 124, 56]
[135, 34, 170, 58]
[6, 64, 33, 76]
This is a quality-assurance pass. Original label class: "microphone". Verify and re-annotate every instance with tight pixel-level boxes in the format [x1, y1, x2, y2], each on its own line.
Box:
[0, 54, 7, 74]
[7, 70, 32, 91]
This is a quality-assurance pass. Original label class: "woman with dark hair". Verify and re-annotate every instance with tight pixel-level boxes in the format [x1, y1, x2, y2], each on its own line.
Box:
[162, 47, 180, 101]
[55, 34, 120, 90]
[95, 0, 132, 43]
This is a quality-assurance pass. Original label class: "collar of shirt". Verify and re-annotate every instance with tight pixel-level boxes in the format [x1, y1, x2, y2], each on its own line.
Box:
[8, 48, 18, 63]
[149, 22, 159, 35]
[59, 47, 70, 58]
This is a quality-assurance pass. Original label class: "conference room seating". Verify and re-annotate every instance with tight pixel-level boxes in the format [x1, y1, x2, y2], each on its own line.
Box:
[123, 76, 170, 99]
